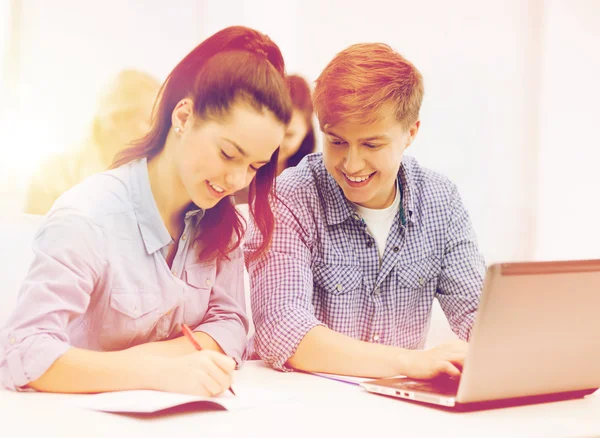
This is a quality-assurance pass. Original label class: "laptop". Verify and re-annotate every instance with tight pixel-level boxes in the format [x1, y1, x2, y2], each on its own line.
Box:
[360, 259, 600, 410]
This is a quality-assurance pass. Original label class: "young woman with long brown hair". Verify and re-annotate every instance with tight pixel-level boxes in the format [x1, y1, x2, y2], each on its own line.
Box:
[0, 26, 291, 397]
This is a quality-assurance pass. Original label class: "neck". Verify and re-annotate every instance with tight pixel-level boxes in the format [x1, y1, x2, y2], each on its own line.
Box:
[147, 147, 191, 239]
[276, 160, 287, 177]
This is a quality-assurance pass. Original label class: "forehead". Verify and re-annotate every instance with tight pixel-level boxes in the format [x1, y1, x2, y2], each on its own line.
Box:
[325, 111, 404, 140]
[209, 103, 285, 159]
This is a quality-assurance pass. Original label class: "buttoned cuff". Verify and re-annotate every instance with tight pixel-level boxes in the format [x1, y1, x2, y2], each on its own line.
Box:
[458, 312, 477, 342]
[193, 321, 247, 368]
[1, 333, 71, 391]
[256, 310, 326, 372]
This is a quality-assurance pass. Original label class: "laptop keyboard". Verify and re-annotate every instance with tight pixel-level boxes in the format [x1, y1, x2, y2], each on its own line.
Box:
[393, 378, 460, 396]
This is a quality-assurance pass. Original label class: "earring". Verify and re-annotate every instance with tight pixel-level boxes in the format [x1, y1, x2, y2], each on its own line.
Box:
[174, 127, 181, 133]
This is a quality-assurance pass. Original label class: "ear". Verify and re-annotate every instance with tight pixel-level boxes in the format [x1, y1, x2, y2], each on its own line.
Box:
[405, 120, 420, 149]
[171, 99, 194, 132]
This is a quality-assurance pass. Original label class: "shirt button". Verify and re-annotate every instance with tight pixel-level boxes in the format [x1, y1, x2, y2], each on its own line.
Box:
[181, 235, 187, 241]
[373, 334, 380, 342]
[393, 246, 399, 253]
[352, 213, 360, 221]
[205, 279, 213, 287]
[367, 242, 373, 248]
[9, 337, 16, 345]
[336, 283, 343, 292]
[373, 287, 380, 296]
[172, 270, 177, 276]
[419, 277, 425, 285]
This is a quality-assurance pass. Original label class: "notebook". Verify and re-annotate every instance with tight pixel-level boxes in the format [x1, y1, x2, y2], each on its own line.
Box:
[65, 386, 290, 414]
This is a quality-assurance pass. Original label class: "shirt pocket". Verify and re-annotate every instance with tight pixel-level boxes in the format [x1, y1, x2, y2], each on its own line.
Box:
[313, 264, 362, 337]
[394, 256, 440, 348]
[182, 264, 215, 326]
[109, 293, 161, 318]
[313, 264, 362, 295]
[185, 263, 217, 290]
[397, 255, 440, 290]
[99, 290, 161, 350]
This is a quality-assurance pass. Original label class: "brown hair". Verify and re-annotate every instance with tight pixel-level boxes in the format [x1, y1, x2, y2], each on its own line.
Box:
[284, 74, 316, 168]
[113, 26, 292, 262]
[313, 43, 424, 130]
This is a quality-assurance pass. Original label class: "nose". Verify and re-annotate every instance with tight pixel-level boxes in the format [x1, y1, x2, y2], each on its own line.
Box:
[224, 166, 247, 191]
[343, 145, 365, 175]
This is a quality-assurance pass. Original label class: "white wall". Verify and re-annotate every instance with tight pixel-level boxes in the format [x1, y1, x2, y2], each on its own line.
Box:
[0, 0, 598, 263]
[0, 0, 204, 211]
[205, 0, 543, 263]
[535, 0, 600, 260]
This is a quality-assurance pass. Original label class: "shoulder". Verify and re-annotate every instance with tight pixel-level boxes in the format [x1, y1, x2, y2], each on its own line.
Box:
[49, 161, 136, 226]
[275, 153, 332, 213]
[402, 155, 459, 205]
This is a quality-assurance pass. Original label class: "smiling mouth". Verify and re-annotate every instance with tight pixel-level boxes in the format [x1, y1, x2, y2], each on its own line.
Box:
[206, 180, 227, 197]
[342, 171, 375, 183]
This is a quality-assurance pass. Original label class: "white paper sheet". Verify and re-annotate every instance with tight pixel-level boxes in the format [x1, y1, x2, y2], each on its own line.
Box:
[65, 386, 290, 414]
[311, 372, 375, 385]
[310, 372, 407, 386]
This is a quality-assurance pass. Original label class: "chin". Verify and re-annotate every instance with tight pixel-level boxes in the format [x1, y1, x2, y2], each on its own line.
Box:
[189, 197, 213, 210]
[340, 190, 368, 206]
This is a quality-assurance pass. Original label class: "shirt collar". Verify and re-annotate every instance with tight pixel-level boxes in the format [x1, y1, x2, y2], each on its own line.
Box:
[129, 157, 204, 255]
[398, 160, 415, 224]
[321, 170, 356, 226]
[320, 158, 415, 226]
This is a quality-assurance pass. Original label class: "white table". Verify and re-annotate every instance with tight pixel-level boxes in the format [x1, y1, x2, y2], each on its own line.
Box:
[1, 361, 598, 438]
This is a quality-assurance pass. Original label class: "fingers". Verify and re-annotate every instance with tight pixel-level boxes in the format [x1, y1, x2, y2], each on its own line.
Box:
[205, 350, 237, 374]
[193, 368, 224, 396]
[441, 361, 461, 378]
[198, 357, 233, 396]
[189, 351, 234, 396]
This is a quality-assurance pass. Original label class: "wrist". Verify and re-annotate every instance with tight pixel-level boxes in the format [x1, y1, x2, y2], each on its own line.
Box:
[123, 349, 168, 391]
[391, 347, 416, 376]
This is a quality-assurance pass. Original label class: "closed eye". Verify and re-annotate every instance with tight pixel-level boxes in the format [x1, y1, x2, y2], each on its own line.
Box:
[221, 150, 234, 160]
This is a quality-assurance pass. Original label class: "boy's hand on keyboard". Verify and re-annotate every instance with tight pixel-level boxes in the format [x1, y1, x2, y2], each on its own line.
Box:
[401, 339, 468, 380]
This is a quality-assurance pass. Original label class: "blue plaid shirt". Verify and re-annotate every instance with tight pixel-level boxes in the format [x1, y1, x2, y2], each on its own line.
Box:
[245, 153, 485, 371]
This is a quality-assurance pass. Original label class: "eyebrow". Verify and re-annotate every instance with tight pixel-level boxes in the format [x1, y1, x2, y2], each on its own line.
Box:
[325, 131, 390, 142]
[222, 137, 270, 164]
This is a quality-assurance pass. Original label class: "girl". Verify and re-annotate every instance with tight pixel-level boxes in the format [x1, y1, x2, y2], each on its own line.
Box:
[0, 26, 291, 397]
[276, 74, 315, 176]
[234, 74, 315, 204]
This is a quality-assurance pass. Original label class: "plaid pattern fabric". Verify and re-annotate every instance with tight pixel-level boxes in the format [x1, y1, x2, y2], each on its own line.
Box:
[245, 153, 485, 371]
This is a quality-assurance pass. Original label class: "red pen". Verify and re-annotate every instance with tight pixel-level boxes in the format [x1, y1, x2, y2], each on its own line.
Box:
[181, 323, 236, 396]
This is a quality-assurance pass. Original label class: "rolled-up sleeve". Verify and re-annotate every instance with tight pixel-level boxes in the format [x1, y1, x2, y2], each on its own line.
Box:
[0, 212, 104, 390]
[194, 246, 249, 365]
[436, 184, 486, 341]
[244, 197, 325, 371]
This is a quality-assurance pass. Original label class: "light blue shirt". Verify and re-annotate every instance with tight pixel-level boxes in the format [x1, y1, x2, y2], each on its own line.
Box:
[0, 158, 248, 390]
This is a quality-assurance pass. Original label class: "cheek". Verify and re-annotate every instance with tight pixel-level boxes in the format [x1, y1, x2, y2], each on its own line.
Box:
[322, 146, 338, 171]
[177, 141, 211, 182]
[372, 151, 403, 178]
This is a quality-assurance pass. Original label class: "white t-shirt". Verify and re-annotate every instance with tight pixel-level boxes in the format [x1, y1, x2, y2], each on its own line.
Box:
[353, 183, 401, 262]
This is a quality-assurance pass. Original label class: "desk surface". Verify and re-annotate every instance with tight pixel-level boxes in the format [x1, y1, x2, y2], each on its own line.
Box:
[1, 361, 598, 438]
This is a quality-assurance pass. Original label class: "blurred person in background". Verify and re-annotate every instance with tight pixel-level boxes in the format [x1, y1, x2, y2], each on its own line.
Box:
[277, 74, 315, 176]
[24, 69, 160, 214]
[234, 74, 315, 204]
